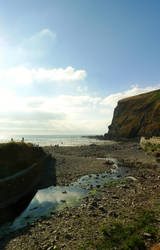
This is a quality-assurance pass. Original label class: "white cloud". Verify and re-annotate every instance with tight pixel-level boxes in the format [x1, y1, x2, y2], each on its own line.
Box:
[52, 95, 100, 106]
[0, 111, 65, 121]
[77, 85, 88, 93]
[34, 66, 87, 81]
[0, 66, 87, 86]
[0, 85, 159, 135]
[100, 85, 160, 108]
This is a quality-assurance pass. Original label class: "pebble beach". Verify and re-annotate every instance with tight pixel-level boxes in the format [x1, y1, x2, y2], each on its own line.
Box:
[1, 141, 160, 250]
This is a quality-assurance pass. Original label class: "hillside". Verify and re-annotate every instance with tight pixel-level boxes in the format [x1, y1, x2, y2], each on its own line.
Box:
[105, 89, 160, 139]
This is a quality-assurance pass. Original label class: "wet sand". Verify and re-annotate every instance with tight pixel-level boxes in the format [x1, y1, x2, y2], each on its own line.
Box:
[1, 141, 160, 250]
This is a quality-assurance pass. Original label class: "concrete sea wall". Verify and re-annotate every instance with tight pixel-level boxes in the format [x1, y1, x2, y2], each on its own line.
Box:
[0, 155, 50, 209]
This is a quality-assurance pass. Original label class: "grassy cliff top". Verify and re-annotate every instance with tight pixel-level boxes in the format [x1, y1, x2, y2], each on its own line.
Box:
[0, 142, 45, 178]
[119, 89, 160, 103]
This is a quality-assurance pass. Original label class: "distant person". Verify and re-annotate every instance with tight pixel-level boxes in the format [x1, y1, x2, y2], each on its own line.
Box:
[11, 138, 14, 142]
[21, 137, 24, 143]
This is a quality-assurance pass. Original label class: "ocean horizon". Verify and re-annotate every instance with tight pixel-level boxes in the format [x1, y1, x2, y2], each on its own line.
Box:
[0, 134, 107, 146]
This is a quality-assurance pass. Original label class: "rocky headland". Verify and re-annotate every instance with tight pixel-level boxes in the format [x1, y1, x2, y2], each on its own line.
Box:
[105, 89, 160, 140]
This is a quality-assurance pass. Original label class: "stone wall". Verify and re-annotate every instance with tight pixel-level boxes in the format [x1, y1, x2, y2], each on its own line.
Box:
[0, 155, 50, 209]
[140, 136, 160, 149]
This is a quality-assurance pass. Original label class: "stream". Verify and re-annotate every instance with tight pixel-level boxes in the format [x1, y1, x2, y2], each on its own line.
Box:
[0, 158, 131, 236]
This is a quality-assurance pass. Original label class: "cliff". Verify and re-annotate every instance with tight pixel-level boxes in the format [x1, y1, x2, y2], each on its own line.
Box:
[105, 89, 160, 140]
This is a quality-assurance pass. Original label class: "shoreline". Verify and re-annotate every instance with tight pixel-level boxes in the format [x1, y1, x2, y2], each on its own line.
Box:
[1, 141, 160, 249]
[44, 140, 157, 186]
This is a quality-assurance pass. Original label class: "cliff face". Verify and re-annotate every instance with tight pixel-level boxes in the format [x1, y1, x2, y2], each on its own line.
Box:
[105, 89, 160, 139]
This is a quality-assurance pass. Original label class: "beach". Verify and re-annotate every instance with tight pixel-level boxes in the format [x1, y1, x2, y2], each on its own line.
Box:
[1, 141, 160, 250]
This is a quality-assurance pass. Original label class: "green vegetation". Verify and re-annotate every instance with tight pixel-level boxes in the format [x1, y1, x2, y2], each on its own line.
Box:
[144, 142, 160, 156]
[148, 91, 160, 103]
[103, 180, 117, 188]
[78, 210, 159, 250]
[0, 141, 44, 178]
[89, 188, 100, 195]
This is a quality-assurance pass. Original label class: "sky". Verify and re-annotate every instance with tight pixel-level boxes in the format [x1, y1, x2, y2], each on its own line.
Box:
[0, 0, 160, 135]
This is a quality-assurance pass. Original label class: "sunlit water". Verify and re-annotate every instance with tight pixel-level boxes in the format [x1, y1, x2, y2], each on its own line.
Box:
[71, 158, 129, 189]
[11, 186, 88, 231]
[0, 134, 110, 146]
[0, 186, 88, 237]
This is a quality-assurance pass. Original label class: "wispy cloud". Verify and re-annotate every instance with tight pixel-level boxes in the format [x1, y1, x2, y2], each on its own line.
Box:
[0, 28, 57, 68]
[29, 29, 56, 41]
[19, 28, 57, 60]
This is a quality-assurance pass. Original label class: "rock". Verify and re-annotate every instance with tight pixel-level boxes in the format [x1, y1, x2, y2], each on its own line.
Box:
[108, 211, 118, 217]
[57, 213, 62, 217]
[105, 160, 114, 165]
[90, 201, 98, 207]
[143, 232, 152, 238]
[89, 144, 97, 147]
[117, 175, 121, 178]
[47, 247, 54, 250]
[65, 234, 72, 240]
[88, 204, 95, 210]
[156, 158, 160, 163]
[120, 184, 129, 189]
[55, 235, 59, 240]
[96, 184, 101, 188]
[62, 190, 67, 194]
[30, 206, 39, 211]
[98, 206, 106, 212]
[126, 176, 138, 181]
[112, 196, 119, 199]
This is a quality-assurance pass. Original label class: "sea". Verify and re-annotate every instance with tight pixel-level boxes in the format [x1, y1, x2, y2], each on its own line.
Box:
[0, 134, 108, 146]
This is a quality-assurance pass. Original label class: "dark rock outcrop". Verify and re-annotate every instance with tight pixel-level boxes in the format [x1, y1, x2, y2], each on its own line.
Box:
[105, 89, 160, 140]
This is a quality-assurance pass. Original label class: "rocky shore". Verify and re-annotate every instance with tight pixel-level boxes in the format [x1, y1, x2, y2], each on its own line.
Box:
[1, 141, 160, 250]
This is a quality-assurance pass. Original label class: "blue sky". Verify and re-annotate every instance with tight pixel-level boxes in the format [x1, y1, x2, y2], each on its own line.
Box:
[0, 0, 160, 135]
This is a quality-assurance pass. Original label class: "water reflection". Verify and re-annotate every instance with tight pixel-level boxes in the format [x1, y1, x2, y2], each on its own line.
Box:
[1, 157, 131, 235]
[11, 186, 88, 230]
[71, 158, 129, 189]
